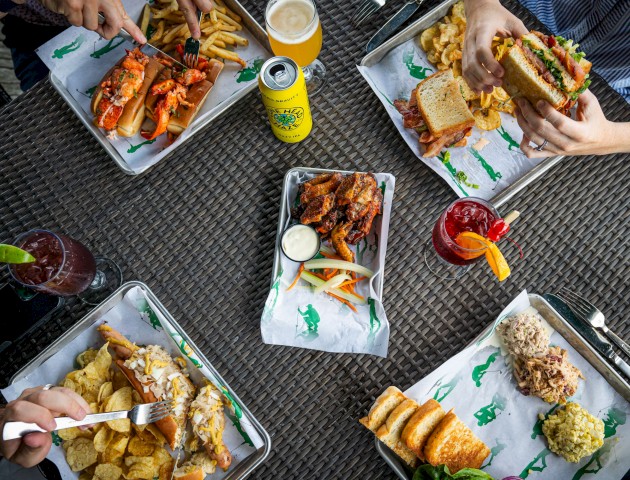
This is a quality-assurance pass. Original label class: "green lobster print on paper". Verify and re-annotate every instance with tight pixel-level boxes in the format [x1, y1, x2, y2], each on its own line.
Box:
[402, 49, 433, 80]
[297, 304, 320, 341]
[52, 35, 85, 59]
[236, 57, 265, 83]
[471, 349, 499, 387]
[474, 392, 507, 426]
[91, 36, 125, 59]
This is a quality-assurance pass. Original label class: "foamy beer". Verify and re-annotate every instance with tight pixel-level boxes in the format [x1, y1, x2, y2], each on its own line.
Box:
[265, 0, 326, 93]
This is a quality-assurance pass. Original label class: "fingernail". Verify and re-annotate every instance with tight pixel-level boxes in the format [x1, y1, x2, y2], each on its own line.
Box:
[140, 35, 147, 44]
[78, 424, 95, 431]
[47, 420, 57, 431]
[76, 408, 86, 419]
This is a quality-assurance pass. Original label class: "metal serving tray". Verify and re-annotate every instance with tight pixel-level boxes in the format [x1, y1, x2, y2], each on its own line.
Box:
[50, 0, 271, 176]
[10, 280, 271, 480]
[271, 167, 386, 301]
[360, 0, 564, 208]
[375, 293, 630, 480]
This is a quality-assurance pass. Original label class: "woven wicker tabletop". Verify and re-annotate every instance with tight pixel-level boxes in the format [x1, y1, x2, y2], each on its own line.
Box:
[1, 0, 629, 478]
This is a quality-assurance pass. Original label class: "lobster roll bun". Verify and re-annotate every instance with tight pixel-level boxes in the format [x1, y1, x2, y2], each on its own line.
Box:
[91, 49, 164, 137]
[144, 58, 224, 136]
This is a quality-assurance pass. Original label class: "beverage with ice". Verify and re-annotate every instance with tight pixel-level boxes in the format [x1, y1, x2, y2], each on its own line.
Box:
[10, 230, 96, 296]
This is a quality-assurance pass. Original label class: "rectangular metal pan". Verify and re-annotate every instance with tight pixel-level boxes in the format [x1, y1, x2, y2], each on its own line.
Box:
[50, 0, 271, 176]
[359, 0, 564, 208]
[271, 167, 386, 301]
[375, 293, 630, 480]
[10, 280, 271, 480]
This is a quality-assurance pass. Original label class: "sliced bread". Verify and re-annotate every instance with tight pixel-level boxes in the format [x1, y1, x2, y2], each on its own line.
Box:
[401, 399, 446, 461]
[424, 410, 490, 473]
[376, 399, 420, 468]
[359, 386, 406, 432]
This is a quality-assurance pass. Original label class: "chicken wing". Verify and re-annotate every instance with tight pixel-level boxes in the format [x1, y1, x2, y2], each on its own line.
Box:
[331, 221, 355, 262]
[300, 193, 335, 225]
[315, 208, 343, 235]
[335, 173, 364, 206]
[300, 173, 343, 204]
[346, 174, 378, 221]
[347, 187, 383, 244]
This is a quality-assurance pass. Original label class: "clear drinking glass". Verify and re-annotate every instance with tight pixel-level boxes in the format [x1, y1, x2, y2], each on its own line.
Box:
[9, 229, 122, 305]
[424, 198, 499, 279]
[265, 0, 326, 94]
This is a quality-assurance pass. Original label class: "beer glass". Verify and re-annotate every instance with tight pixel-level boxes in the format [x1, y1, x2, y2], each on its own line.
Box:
[265, 0, 326, 94]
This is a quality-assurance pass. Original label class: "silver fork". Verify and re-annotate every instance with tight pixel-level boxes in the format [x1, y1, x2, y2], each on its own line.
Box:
[183, 9, 204, 68]
[2, 400, 172, 441]
[557, 288, 630, 357]
[352, 0, 386, 26]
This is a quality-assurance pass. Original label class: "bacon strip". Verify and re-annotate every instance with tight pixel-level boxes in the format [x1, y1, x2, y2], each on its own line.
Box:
[423, 128, 471, 158]
[394, 98, 425, 129]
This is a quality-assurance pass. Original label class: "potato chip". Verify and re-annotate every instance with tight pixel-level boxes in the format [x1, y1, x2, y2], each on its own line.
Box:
[436, 62, 450, 71]
[58, 427, 94, 441]
[427, 50, 440, 64]
[493, 99, 515, 114]
[158, 461, 175, 480]
[144, 424, 166, 445]
[111, 433, 130, 454]
[105, 387, 133, 432]
[93, 463, 123, 480]
[76, 348, 98, 368]
[451, 0, 465, 19]
[451, 60, 463, 78]
[432, 36, 444, 53]
[439, 23, 459, 44]
[151, 446, 172, 470]
[98, 382, 114, 403]
[93, 426, 114, 453]
[474, 108, 502, 130]
[112, 370, 130, 391]
[65, 437, 98, 472]
[420, 25, 438, 51]
[441, 43, 462, 66]
[124, 456, 155, 479]
[78, 472, 92, 480]
[128, 436, 155, 457]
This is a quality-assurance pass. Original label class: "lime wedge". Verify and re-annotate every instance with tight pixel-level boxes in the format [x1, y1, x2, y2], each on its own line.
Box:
[0, 244, 36, 264]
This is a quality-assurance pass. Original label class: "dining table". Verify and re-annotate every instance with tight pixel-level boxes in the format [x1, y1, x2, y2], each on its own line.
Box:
[1, 0, 629, 478]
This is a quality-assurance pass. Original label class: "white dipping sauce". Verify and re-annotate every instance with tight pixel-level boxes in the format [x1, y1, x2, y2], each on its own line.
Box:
[282, 225, 320, 261]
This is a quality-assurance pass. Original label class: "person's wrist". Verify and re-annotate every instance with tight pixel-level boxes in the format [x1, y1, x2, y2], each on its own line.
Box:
[606, 121, 630, 155]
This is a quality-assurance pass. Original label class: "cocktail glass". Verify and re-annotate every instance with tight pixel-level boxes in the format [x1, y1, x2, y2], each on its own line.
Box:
[424, 198, 499, 279]
[265, 0, 326, 94]
[8, 230, 122, 305]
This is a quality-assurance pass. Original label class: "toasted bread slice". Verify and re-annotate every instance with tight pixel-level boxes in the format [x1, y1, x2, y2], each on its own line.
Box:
[376, 399, 420, 468]
[499, 45, 567, 110]
[359, 386, 406, 432]
[424, 410, 490, 473]
[456, 76, 480, 102]
[401, 399, 446, 461]
[415, 70, 475, 138]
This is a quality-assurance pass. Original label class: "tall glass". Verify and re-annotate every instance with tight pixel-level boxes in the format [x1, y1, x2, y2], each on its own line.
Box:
[9, 230, 122, 305]
[265, 0, 326, 94]
[424, 198, 499, 279]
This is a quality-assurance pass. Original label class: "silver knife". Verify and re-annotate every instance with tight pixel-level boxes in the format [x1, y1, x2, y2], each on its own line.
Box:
[366, 0, 425, 53]
[97, 13, 187, 70]
[546, 294, 630, 379]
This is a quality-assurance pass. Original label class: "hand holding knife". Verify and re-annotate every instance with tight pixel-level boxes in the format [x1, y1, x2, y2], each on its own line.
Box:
[97, 13, 187, 69]
[366, 0, 425, 53]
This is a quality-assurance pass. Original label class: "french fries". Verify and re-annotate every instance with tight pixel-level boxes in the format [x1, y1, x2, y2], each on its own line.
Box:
[143, 0, 248, 67]
[418, 0, 514, 129]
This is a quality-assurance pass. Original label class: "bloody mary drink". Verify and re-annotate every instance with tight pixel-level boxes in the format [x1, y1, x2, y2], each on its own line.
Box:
[431, 198, 499, 266]
[10, 230, 96, 296]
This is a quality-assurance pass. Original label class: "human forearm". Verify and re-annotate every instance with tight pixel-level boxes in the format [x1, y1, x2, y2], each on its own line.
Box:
[607, 122, 630, 155]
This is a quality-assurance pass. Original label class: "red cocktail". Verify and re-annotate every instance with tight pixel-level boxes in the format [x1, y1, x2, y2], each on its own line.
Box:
[10, 230, 97, 296]
[425, 198, 500, 278]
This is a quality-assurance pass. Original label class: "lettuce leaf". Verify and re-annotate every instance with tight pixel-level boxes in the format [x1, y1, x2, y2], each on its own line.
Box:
[523, 40, 567, 91]
[412, 465, 494, 480]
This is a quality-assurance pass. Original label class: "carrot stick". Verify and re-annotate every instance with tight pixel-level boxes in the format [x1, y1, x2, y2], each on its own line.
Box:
[338, 276, 366, 288]
[325, 269, 338, 280]
[310, 271, 328, 281]
[286, 264, 304, 291]
[327, 292, 358, 313]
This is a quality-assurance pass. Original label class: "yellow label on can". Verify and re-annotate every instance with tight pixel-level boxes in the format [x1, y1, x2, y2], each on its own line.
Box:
[259, 66, 312, 143]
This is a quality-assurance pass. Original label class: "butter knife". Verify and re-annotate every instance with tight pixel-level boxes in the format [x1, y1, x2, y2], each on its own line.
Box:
[366, 0, 425, 53]
[97, 13, 187, 70]
[546, 294, 630, 379]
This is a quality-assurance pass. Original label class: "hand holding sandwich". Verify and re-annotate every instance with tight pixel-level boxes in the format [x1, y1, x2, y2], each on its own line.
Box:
[515, 92, 630, 158]
[462, 0, 527, 94]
